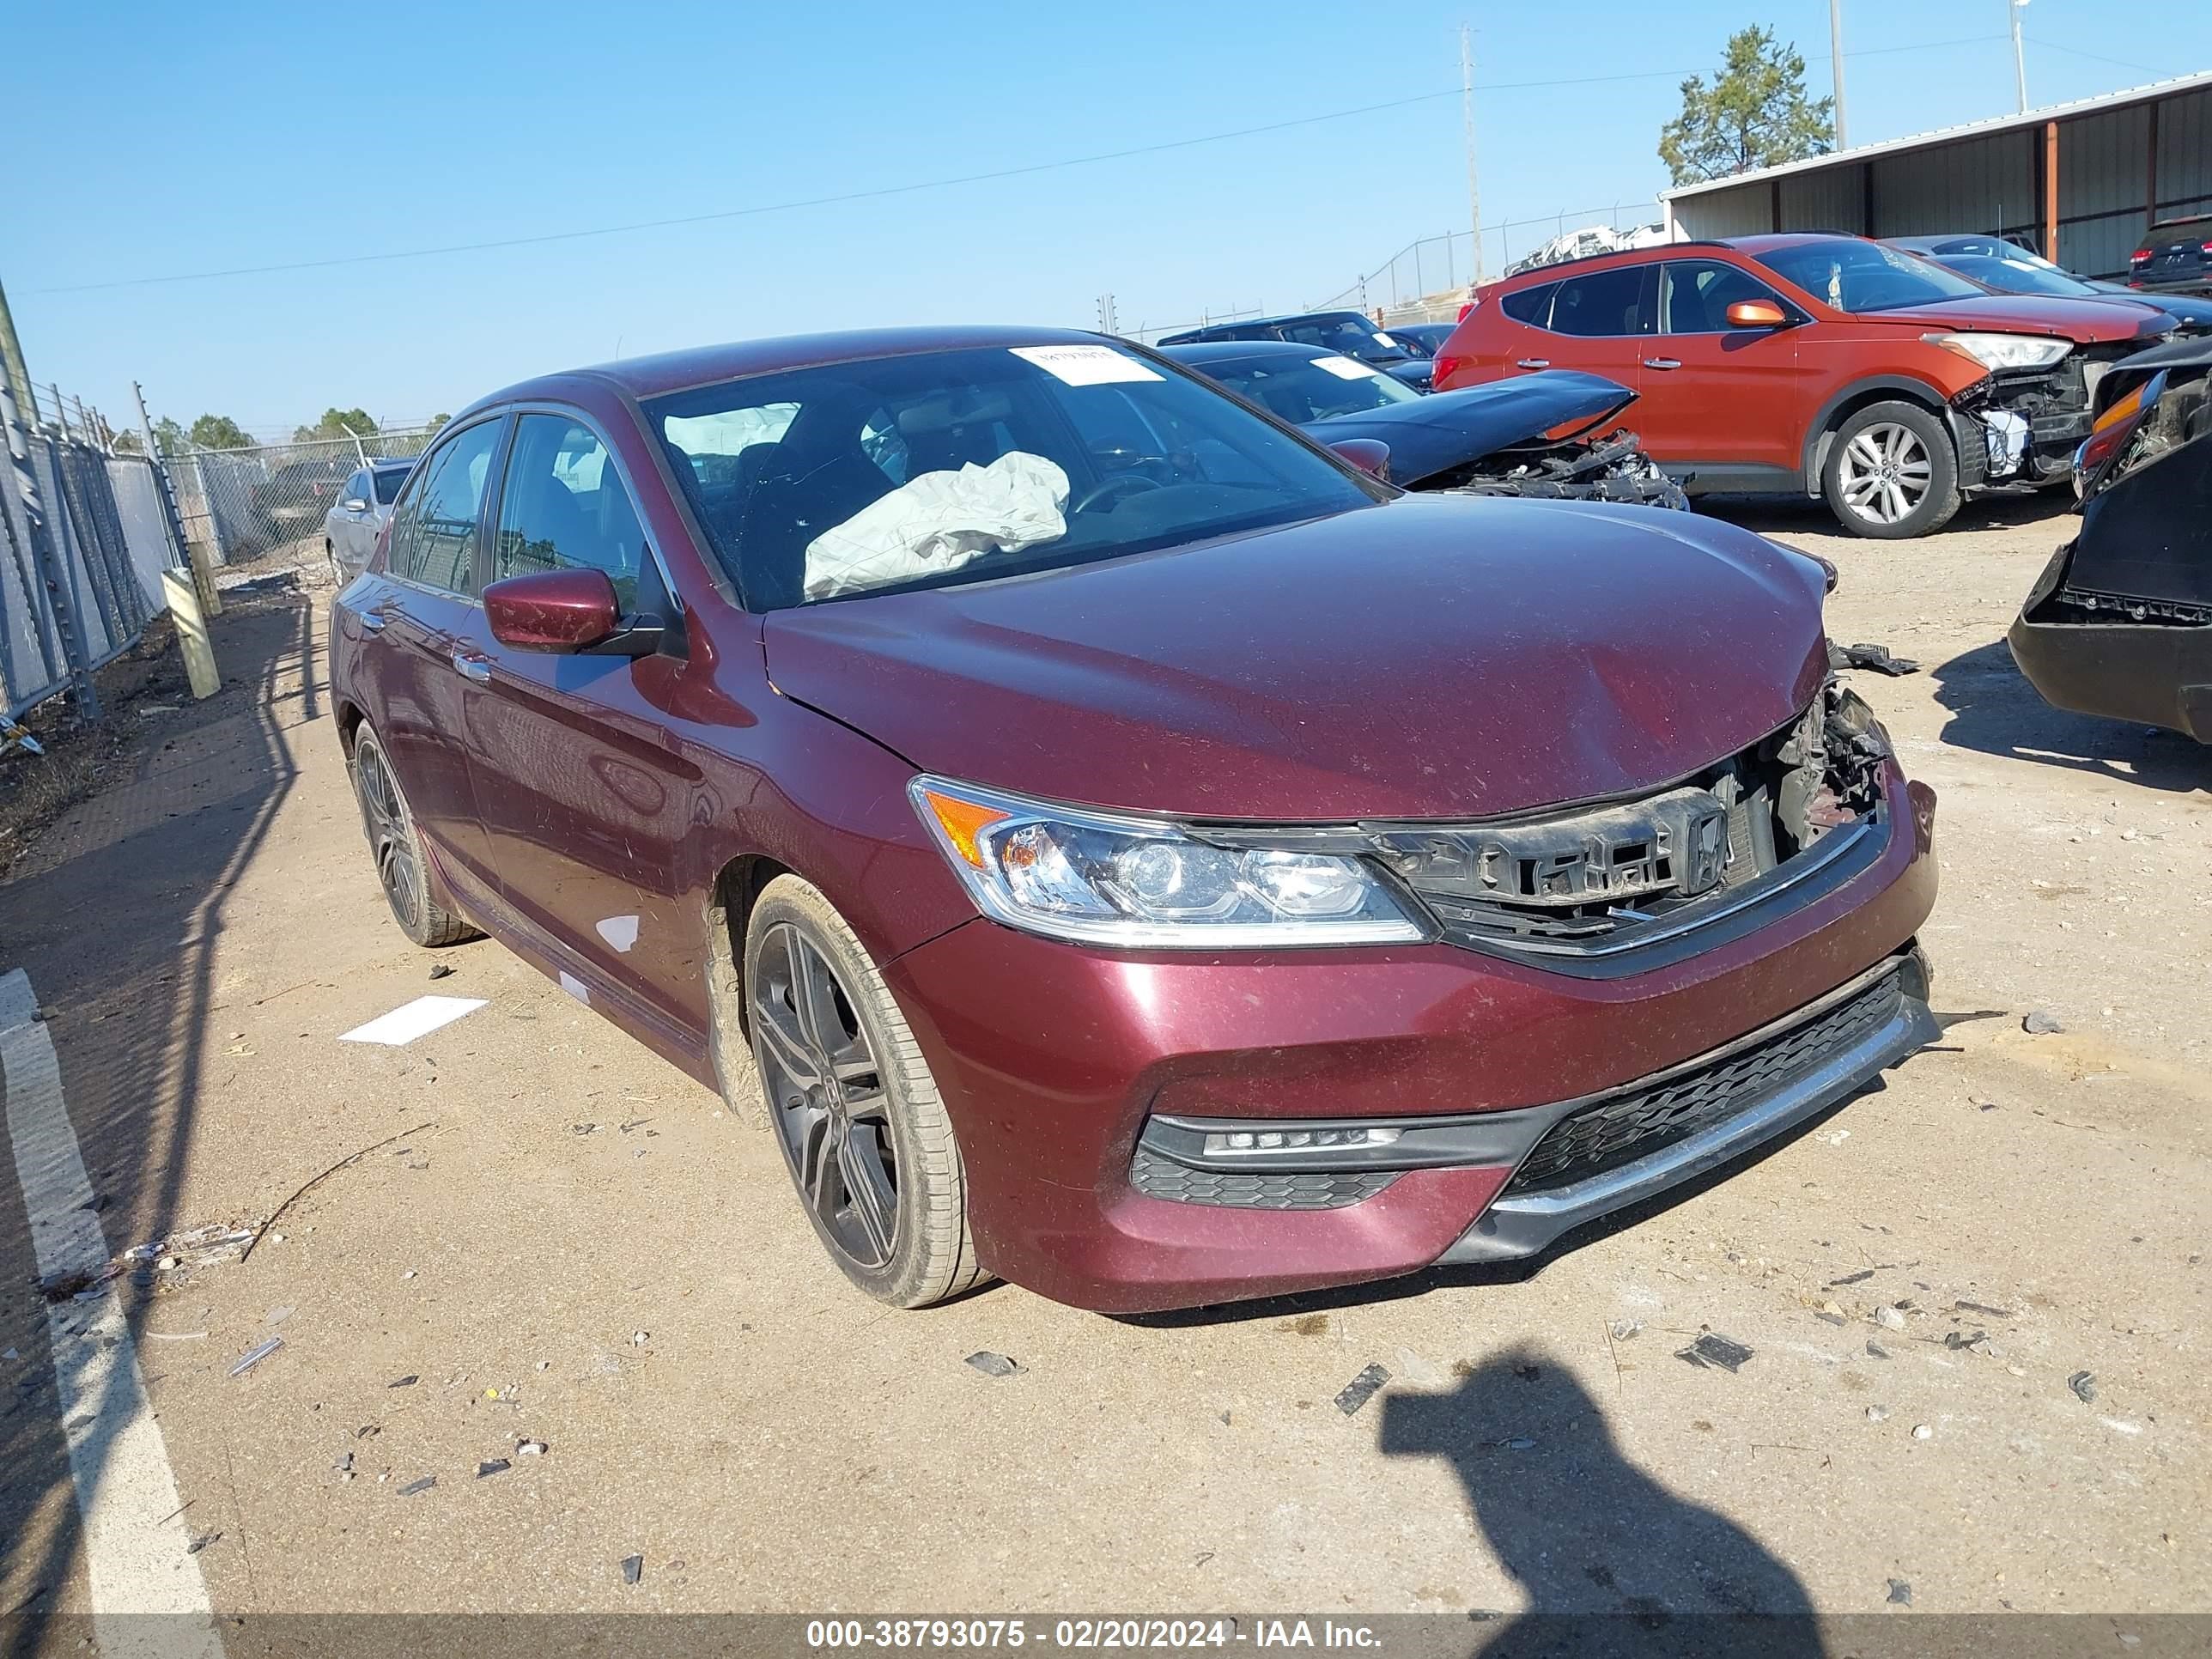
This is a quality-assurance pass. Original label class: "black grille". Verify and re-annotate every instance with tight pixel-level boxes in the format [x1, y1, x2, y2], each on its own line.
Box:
[1128, 1147, 1400, 1210]
[1504, 969, 1905, 1194]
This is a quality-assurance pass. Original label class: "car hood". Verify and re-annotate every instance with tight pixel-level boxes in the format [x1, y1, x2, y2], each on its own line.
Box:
[1855, 294, 2170, 343]
[761, 495, 1831, 823]
[1304, 372, 1636, 486]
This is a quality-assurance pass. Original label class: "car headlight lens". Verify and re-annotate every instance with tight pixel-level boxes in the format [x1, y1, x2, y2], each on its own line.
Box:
[909, 776, 1425, 948]
[1923, 331, 2071, 372]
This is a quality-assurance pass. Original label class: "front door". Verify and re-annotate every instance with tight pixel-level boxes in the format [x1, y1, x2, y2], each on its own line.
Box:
[363, 416, 506, 896]
[465, 411, 696, 1029]
[1637, 258, 1810, 482]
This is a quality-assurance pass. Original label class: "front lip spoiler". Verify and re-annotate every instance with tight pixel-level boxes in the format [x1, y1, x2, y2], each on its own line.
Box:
[1438, 954, 1936, 1264]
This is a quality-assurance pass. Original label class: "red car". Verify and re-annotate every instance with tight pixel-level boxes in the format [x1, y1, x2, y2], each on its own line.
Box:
[331, 327, 1939, 1313]
[1435, 234, 2173, 537]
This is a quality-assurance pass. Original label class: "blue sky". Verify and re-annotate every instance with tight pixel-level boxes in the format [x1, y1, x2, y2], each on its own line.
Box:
[8, 0, 2207, 438]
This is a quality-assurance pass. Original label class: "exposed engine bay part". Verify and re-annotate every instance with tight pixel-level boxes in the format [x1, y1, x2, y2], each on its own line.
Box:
[1953, 341, 2147, 487]
[1434, 426, 1691, 510]
[2008, 336, 2212, 741]
[1829, 641, 1922, 676]
[1193, 683, 1893, 975]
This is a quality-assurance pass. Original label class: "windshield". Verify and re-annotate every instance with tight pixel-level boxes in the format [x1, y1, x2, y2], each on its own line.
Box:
[1754, 240, 1991, 313]
[647, 343, 1383, 610]
[1275, 314, 1411, 363]
[1192, 352, 1419, 423]
[1938, 253, 2099, 299]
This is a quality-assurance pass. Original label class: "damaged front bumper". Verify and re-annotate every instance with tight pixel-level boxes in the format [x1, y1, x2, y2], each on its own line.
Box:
[1952, 346, 2143, 489]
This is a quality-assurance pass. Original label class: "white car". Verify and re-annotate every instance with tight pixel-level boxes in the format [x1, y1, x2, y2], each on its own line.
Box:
[323, 460, 415, 585]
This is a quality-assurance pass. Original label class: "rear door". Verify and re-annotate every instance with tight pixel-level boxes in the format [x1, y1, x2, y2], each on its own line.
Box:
[1513, 264, 1656, 390]
[363, 416, 506, 896]
[333, 469, 376, 572]
[468, 410, 696, 1025]
[1638, 257, 1809, 477]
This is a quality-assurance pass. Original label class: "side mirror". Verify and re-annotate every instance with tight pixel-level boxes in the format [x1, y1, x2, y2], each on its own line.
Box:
[1328, 437, 1392, 481]
[1726, 299, 1790, 329]
[485, 568, 626, 652]
[341, 497, 368, 514]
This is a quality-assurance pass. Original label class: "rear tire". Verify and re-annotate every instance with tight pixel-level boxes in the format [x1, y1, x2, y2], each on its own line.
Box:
[349, 726, 477, 948]
[740, 874, 988, 1309]
[1820, 401, 1961, 539]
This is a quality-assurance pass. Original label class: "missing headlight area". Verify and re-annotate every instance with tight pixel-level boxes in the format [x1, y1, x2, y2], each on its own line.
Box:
[1369, 684, 1890, 958]
[1426, 427, 1691, 510]
[1961, 342, 2146, 483]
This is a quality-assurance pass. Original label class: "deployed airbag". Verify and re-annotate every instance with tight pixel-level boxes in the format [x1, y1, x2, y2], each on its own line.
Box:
[805, 452, 1070, 599]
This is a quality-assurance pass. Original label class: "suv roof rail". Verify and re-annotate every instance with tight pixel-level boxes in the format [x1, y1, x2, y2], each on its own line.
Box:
[1492, 239, 1735, 283]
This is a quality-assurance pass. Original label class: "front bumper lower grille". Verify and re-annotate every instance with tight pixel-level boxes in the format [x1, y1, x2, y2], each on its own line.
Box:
[1127, 1148, 1399, 1210]
[1504, 968, 1904, 1194]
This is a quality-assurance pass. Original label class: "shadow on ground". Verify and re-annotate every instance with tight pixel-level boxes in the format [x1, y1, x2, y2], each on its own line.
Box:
[0, 592, 317, 1643]
[1381, 1348, 1822, 1656]
[1933, 638, 2207, 793]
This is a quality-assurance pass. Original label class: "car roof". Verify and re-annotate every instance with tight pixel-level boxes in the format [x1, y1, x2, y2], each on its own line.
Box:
[1159, 340, 1334, 365]
[470, 325, 1116, 411]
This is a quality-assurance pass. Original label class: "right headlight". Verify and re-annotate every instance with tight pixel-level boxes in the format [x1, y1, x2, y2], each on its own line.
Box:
[909, 775, 1425, 949]
[1923, 331, 2071, 372]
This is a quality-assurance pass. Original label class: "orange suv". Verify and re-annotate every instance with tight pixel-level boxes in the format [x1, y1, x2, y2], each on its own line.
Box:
[1434, 234, 2174, 537]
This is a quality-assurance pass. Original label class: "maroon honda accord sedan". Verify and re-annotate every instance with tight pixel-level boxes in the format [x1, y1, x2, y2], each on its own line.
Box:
[329, 325, 1939, 1313]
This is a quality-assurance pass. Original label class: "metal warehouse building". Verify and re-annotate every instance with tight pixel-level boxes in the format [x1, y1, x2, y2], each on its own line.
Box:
[1662, 72, 2212, 282]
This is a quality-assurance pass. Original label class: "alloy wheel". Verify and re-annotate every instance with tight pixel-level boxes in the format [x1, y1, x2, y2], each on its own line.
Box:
[355, 742, 423, 931]
[752, 921, 900, 1270]
[1837, 422, 1932, 525]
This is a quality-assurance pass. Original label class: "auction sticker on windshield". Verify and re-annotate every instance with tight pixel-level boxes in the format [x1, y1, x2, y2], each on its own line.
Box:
[1311, 355, 1381, 380]
[1010, 344, 1164, 386]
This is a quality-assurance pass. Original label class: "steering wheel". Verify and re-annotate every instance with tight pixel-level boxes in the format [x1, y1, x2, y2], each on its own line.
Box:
[1071, 472, 1166, 515]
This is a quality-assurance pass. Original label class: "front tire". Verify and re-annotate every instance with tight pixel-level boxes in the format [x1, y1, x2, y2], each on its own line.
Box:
[1821, 401, 1961, 538]
[349, 725, 477, 948]
[741, 875, 987, 1309]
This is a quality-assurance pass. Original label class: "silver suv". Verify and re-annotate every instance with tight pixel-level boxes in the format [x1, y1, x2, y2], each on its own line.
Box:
[324, 459, 415, 585]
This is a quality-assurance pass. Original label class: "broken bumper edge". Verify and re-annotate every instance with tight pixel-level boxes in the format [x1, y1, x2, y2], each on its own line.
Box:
[1435, 950, 1937, 1266]
[2008, 608, 2212, 742]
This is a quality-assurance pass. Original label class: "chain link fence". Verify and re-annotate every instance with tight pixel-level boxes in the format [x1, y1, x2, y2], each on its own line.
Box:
[165, 426, 439, 568]
[2, 384, 175, 724]
[1308, 203, 1666, 320]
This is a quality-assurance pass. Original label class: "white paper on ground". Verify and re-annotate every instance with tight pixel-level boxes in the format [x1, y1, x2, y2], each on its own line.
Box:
[805, 452, 1071, 599]
[1009, 344, 1164, 386]
[1311, 354, 1382, 380]
[338, 995, 487, 1046]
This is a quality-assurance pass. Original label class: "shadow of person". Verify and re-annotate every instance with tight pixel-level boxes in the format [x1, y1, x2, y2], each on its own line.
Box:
[1932, 637, 2207, 793]
[1378, 1346, 1823, 1658]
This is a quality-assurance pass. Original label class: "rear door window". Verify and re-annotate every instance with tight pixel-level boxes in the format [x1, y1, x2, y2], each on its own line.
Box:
[386, 418, 502, 594]
[492, 415, 650, 611]
[1547, 268, 1653, 337]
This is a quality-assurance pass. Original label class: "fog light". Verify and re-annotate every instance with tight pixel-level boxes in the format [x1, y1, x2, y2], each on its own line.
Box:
[1202, 1126, 1403, 1157]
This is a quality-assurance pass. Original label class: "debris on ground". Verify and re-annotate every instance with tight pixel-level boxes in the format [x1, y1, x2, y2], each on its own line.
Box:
[228, 1337, 283, 1377]
[1334, 1364, 1390, 1416]
[1607, 1316, 1644, 1340]
[2022, 1010, 2066, 1035]
[964, 1350, 1025, 1378]
[621, 1555, 644, 1587]
[428, 962, 454, 980]
[1496, 1437, 1537, 1450]
[1875, 1305, 1907, 1331]
[1829, 641, 1921, 676]
[245, 1121, 436, 1261]
[1828, 1268, 1877, 1287]
[477, 1459, 510, 1479]
[517, 1439, 548, 1457]
[1911, 1425, 1933, 1440]
[2069, 1371, 2099, 1405]
[332, 1453, 354, 1477]
[389, 1375, 418, 1389]
[397, 1475, 436, 1497]
[630, 1331, 649, 1346]
[185, 1531, 219, 1556]
[1865, 1406, 1890, 1424]
[1944, 1329, 1989, 1352]
[1675, 1334, 1754, 1373]
[1887, 1578, 1913, 1606]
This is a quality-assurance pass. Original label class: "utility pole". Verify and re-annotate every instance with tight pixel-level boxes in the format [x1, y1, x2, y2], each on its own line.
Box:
[1462, 23, 1484, 287]
[2010, 0, 2030, 114]
[1095, 293, 1118, 336]
[1829, 0, 1849, 149]
[0, 273, 35, 434]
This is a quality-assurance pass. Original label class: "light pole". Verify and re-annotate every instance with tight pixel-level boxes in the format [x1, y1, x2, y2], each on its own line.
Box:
[2010, 0, 2030, 114]
[1462, 22, 1483, 288]
[1830, 0, 1849, 149]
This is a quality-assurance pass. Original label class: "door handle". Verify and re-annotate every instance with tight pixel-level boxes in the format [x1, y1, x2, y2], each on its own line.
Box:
[1643, 357, 1683, 370]
[358, 609, 388, 634]
[451, 653, 491, 684]
[1515, 358, 1550, 369]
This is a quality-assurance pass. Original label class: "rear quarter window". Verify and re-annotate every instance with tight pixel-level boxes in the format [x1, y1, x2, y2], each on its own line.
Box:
[1499, 283, 1557, 325]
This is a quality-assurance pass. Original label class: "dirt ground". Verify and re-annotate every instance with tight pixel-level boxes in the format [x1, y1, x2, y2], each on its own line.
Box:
[0, 493, 2205, 1646]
